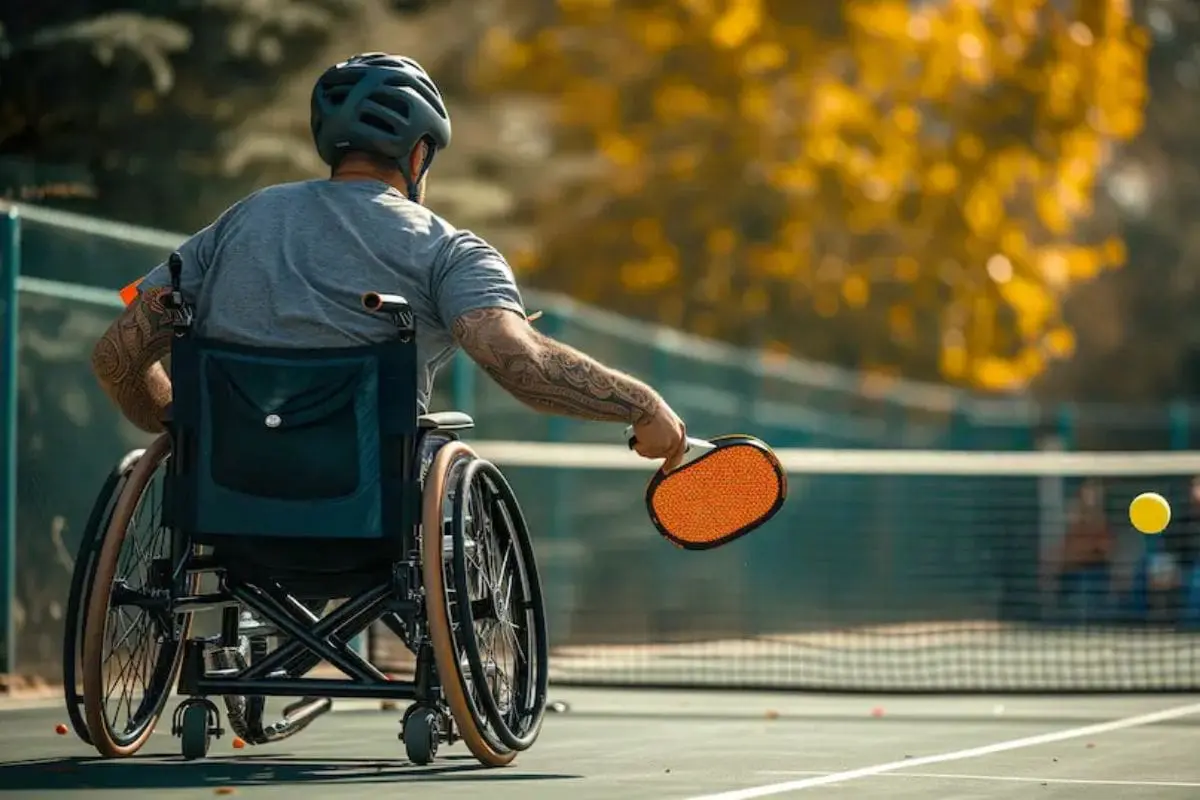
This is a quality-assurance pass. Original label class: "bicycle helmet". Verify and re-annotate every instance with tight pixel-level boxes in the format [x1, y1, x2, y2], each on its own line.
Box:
[310, 52, 452, 200]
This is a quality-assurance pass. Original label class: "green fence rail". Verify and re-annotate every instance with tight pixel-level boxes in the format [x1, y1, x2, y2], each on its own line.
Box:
[2, 202, 1199, 678]
[1, 208, 18, 675]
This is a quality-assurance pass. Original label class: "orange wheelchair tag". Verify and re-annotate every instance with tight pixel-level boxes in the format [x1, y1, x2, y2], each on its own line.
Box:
[119, 279, 142, 306]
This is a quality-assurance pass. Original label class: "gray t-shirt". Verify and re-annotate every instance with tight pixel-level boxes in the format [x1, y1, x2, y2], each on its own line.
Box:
[138, 179, 525, 410]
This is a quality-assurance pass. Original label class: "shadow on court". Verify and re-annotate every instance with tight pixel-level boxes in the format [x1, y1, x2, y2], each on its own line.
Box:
[0, 754, 581, 792]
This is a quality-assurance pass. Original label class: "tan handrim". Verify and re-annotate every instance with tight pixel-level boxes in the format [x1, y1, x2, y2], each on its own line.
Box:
[82, 434, 193, 758]
[421, 440, 516, 767]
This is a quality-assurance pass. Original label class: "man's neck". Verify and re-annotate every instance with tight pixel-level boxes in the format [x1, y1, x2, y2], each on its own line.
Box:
[331, 162, 407, 195]
[333, 172, 407, 194]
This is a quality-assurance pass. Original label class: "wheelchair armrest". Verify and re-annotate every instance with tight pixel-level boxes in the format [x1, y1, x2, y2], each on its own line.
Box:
[418, 411, 475, 431]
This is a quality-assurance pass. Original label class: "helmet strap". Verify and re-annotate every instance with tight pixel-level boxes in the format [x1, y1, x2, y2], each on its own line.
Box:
[405, 179, 420, 203]
[404, 142, 438, 203]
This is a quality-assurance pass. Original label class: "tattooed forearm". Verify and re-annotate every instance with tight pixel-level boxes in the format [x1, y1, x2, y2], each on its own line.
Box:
[90, 288, 174, 433]
[452, 308, 663, 424]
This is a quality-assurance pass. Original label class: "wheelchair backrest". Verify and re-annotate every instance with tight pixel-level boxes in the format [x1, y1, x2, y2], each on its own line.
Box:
[165, 335, 420, 543]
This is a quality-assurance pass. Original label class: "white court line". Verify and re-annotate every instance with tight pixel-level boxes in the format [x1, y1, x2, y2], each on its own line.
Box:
[683, 700, 1200, 800]
[755, 771, 1200, 789]
[894, 773, 1200, 789]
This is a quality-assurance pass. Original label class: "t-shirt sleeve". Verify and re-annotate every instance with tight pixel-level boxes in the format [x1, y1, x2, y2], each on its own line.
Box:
[430, 229, 525, 328]
[135, 195, 252, 301]
[136, 220, 218, 302]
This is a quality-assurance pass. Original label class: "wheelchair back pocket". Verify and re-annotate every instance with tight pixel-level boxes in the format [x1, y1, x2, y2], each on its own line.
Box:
[204, 356, 365, 501]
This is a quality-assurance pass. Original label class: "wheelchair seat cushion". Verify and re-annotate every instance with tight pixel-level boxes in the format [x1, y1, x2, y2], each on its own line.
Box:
[211, 536, 391, 599]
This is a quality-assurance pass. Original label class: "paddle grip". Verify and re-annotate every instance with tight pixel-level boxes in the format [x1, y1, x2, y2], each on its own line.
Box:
[624, 426, 714, 453]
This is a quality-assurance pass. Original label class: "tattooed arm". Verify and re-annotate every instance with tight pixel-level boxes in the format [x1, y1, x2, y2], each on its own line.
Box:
[452, 308, 663, 424]
[90, 287, 174, 434]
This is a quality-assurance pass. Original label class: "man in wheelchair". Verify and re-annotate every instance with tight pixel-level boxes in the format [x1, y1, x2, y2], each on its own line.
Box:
[70, 53, 688, 766]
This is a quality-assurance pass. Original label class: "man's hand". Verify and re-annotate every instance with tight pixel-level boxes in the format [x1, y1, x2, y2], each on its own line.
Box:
[631, 403, 688, 472]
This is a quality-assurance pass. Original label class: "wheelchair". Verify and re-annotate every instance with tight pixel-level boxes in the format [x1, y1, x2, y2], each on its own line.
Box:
[61, 254, 549, 766]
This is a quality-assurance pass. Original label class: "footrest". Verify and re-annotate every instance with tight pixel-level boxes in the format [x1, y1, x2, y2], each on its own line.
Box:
[262, 697, 333, 741]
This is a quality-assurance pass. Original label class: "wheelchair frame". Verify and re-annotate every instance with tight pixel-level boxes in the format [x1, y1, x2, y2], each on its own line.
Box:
[67, 253, 548, 766]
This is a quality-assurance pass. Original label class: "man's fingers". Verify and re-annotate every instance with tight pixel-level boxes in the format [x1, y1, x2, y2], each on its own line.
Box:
[635, 441, 671, 464]
[662, 429, 688, 473]
[633, 442, 661, 460]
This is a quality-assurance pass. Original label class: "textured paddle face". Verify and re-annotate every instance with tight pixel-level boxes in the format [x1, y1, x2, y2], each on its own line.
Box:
[646, 436, 786, 550]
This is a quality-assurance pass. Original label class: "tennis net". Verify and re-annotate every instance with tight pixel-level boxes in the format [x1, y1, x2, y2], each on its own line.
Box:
[370, 441, 1200, 693]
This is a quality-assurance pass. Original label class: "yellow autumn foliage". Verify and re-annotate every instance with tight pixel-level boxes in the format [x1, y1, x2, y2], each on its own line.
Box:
[473, 0, 1148, 390]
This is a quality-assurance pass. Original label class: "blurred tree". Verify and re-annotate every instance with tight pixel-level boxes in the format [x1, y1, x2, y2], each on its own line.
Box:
[475, 0, 1149, 391]
[1, 1, 535, 676]
[1, 0, 363, 676]
[0, 1, 359, 231]
[1038, 0, 1200, 407]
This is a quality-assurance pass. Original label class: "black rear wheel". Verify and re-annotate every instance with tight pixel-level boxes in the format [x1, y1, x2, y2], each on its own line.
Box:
[422, 442, 516, 766]
[450, 457, 549, 752]
[81, 435, 196, 758]
[62, 449, 145, 745]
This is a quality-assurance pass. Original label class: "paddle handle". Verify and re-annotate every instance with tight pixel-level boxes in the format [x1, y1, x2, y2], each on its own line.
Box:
[624, 426, 714, 453]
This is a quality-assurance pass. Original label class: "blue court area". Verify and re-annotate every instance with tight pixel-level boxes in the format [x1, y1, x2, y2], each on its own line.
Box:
[2, 689, 1199, 800]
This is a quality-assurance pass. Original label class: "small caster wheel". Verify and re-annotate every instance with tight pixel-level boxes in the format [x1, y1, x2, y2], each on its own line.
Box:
[180, 703, 212, 760]
[402, 706, 440, 765]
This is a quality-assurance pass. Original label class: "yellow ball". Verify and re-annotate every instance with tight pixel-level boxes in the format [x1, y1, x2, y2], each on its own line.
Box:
[1129, 492, 1171, 535]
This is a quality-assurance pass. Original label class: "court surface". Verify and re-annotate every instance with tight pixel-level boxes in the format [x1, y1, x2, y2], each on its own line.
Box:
[1, 689, 1198, 799]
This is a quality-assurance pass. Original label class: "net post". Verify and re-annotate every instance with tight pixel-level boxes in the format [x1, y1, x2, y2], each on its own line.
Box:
[1035, 431, 1066, 614]
[350, 631, 366, 661]
[1170, 402, 1189, 450]
[541, 311, 575, 645]
[1056, 403, 1077, 449]
[0, 206, 20, 676]
[450, 350, 475, 417]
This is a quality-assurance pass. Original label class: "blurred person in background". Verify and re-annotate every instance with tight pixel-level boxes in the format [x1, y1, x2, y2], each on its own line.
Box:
[86, 51, 690, 727]
[1043, 479, 1116, 622]
[1142, 476, 1200, 625]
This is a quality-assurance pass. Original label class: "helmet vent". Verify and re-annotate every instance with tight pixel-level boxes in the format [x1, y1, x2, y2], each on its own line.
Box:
[369, 91, 411, 118]
[325, 86, 352, 105]
[360, 111, 397, 134]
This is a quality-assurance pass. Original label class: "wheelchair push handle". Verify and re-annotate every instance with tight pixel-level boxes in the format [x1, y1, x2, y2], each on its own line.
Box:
[164, 251, 194, 334]
[361, 291, 416, 338]
[361, 292, 409, 314]
[168, 251, 184, 285]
